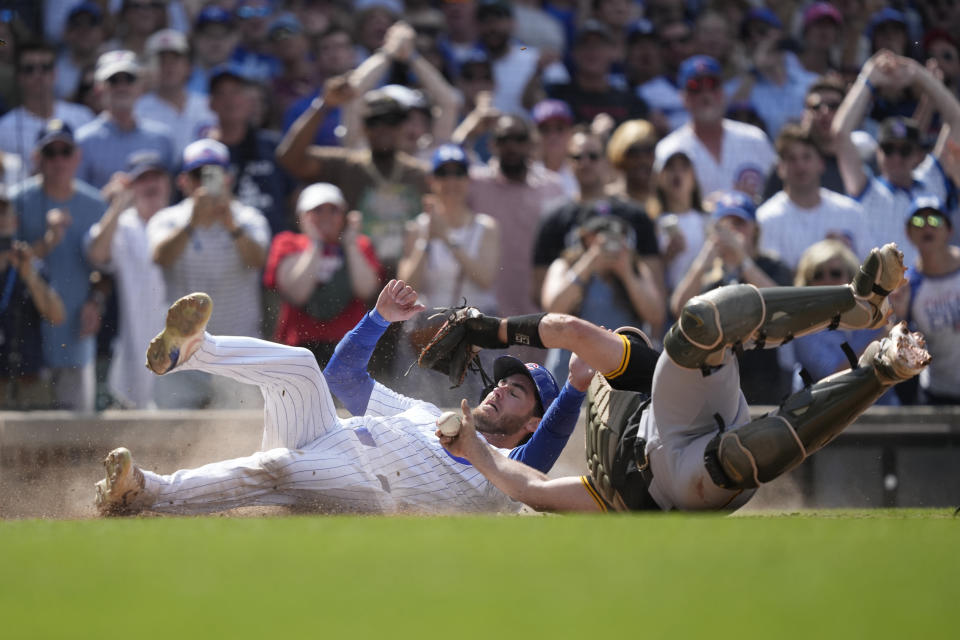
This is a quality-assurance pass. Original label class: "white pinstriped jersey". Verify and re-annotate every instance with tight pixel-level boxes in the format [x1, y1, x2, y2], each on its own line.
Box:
[757, 189, 869, 269]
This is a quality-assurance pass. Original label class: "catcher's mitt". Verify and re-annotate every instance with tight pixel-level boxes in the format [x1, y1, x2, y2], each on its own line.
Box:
[417, 305, 501, 387]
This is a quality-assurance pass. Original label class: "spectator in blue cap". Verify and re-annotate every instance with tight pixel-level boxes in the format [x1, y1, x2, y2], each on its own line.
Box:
[109, 0, 169, 59]
[186, 6, 240, 95]
[671, 189, 793, 403]
[866, 8, 908, 57]
[55, 2, 106, 100]
[890, 196, 960, 404]
[230, 0, 281, 83]
[654, 54, 776, 201]
[397, 142, 501, 405]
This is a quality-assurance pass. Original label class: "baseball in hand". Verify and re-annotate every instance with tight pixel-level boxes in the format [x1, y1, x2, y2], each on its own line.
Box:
[437, 411, 462, 437]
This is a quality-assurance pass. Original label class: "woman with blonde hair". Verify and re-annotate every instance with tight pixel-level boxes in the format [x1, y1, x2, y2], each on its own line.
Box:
[605, 118, 659, 209]
[791, 239, 898, 404]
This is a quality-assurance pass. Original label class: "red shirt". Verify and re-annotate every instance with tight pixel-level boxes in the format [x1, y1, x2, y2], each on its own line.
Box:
[264, 232, 381, 346]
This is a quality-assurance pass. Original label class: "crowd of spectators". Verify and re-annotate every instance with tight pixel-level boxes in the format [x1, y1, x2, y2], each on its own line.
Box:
[1, 0, 960, 411]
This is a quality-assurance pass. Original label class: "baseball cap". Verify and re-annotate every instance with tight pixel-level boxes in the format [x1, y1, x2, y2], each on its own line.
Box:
[182, 138, 230, 172]
[381, 85, 430, 113]
[908, 195, 947, 218]
[146, 29, 189, 57]
[126, 149, 167, 180]
[877, 117, 921, 146]
[356, 0, 403, 15]
[923, 29, 958, 53]
[652, 148, 692, 174]
[677, 55, 722, 91]
[35, 119, 75, 149]
[363, 88, 408, 120]
[235, 0, 275, 20]
[742, 7, 782, 31]
[297, 183, 346, 213]
[532, 99, 573, 126]
[711, 190, 757, 223]
[95, 50, 140, 83]
[268, 13, 303, 39]
[866, 8, 906, 40]
[493, 356, 560, 415]
[575, 19, 615, 46]
[627, 19, 656, 42]
[208, 63, 254, 92]
[803, 2, 843, 30]
[67, 1, 103, 24]
[431, 144, 468, 172]
[476, 0, 513, 21]
[195, 5, 233, 29]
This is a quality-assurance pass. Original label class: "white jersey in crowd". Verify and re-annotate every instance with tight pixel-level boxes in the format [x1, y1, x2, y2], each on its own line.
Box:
[146, 198, 271, 337]
[854, 154, 952, 268]
[138, 334, 520, 514]
[134, 92, 216, 158]
[906, 267, 960, 399]
[757, 188, 869, 269]
[654, 119, 777, 201]
[85, 208, 168, 408]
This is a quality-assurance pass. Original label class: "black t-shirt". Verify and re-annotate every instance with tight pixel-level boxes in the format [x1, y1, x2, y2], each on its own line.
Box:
[0, 266, 45, 377]
[228, 127, 297, 235]
[545, 81, 648, 125]
[534, 197, 660, 268]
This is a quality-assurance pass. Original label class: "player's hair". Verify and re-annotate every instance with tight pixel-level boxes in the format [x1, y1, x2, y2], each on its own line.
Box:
[794, 239, 859, 286]
[606, 119, 658, 169]
[15, 40, 56, 68]
[775, 123, 824, 159]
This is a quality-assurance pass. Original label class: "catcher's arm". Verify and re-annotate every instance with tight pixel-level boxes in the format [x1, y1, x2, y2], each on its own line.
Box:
[438, 400, 601, 513]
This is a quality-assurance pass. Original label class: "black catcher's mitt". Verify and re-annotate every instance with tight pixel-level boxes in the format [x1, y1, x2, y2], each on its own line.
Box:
[417, 306, 501, 387]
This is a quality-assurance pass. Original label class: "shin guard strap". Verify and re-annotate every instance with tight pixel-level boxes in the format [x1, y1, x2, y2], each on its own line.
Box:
[506, 313, 547, 349]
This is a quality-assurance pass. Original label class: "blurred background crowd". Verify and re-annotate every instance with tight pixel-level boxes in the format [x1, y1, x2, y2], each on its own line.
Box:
[1, 0, 960, 413]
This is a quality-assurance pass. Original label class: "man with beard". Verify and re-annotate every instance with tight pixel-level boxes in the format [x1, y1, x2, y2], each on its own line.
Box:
[468, 115, 566, 316]
[93, 279, 594, 515]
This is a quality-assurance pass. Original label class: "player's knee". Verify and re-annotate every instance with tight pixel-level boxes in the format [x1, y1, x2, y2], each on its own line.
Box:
[703, 416, 806, 490]
[666, 285, 765, 367]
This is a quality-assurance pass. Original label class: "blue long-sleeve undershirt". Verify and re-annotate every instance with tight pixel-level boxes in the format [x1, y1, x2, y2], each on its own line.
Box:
[322, 310, 586, 473]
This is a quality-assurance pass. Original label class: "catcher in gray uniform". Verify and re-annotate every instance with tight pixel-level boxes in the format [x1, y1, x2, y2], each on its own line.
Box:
[423, 243, 931, 511]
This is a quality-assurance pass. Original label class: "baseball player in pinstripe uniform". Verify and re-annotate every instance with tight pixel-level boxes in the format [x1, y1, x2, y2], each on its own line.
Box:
[94, 280, 594, 515]
[438, 243, 931, 512]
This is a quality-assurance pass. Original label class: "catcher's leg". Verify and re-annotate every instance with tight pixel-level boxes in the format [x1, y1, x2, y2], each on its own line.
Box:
[703, 324, 930, 490]
[665, 244, 905, 368]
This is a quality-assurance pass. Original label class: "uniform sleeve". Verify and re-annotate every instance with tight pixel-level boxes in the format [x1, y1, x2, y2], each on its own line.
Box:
[507, 382, 585, 473]
[322, 309, 390, 415]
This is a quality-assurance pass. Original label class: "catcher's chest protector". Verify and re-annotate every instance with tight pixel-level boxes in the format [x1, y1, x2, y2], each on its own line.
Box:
[585, 376, 659, 511]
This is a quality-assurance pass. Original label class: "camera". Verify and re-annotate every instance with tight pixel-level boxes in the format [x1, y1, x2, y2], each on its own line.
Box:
[201, 165, 225, 197]
[601, 233, 621, 253]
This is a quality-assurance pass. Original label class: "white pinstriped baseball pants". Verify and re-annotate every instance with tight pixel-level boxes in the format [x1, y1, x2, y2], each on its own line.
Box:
[139, 334, 397, 513]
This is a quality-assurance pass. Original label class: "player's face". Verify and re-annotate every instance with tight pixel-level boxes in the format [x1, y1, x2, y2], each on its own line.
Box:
[474, 374, 538, 437]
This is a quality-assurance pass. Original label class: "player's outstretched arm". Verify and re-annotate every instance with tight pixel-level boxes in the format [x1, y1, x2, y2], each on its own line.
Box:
[438, 400, 602, 513]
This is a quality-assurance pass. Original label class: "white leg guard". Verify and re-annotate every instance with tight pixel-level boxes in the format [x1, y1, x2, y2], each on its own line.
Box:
[179, 334, 341, 450]
[704, 324, 930, 490]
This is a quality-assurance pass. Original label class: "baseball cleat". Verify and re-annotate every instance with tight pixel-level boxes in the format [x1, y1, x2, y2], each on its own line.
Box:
[849, 243, 907, 329]
[95, 447, 146, 516]
[862, 322, 931, 384]
[145, 292, 212, 374]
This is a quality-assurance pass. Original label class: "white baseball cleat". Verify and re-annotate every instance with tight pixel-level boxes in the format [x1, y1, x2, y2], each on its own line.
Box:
[145, 292, 212, 375]
[862, 322, 932, 385]
[94, 447, 147, 516]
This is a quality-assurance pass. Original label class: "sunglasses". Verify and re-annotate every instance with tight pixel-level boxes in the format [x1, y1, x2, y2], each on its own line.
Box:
[569, 151, 601, 162]
[909, 213, 946, 229]
[107, 72, 137, 86]
[496, 132, 530, 145]
[41, 144, 75, 159]
[19, 62, 54, 75]
[811, 267, 847, 281]
[685, 75, 721, 93]
[806, 99, 841, 112]
[433, 163, 468, 178]
[364, 113, 406, 127]
[880, 142, 916, 157]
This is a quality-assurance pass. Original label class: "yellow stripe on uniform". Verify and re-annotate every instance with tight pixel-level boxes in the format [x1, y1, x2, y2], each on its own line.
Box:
[579, 475, 609, 512]
[602, 333, 631, 379]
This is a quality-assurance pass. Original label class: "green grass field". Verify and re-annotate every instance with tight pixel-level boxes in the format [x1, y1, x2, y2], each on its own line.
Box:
[1, 510, 956, 639]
